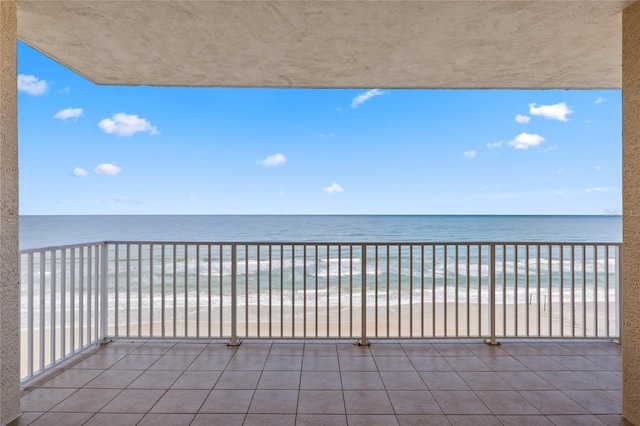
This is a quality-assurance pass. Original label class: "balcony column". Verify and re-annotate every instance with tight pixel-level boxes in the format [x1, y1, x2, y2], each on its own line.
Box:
[623, 1, 640, 424]
[0, 0, 19, 424]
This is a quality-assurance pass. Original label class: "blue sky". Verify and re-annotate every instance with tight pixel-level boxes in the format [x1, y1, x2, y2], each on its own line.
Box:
[18, 42, 621, 215]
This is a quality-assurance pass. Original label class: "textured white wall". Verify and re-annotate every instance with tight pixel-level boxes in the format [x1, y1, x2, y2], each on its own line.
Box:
[0, 1, 19, 424]
[623, 2, 640, 424]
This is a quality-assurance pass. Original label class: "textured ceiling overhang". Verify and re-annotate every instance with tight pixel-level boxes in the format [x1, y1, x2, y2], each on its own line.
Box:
[16, 1, 636, 89]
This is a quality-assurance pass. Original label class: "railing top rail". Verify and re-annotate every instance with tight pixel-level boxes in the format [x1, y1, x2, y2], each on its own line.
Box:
[19, 240, 622, 254]
[20, 241, 107, 255]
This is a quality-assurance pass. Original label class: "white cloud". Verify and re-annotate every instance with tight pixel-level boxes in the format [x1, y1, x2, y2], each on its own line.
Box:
[507, 132, 545, 150]
[351, 89, 386, 108]
[323, 183, 344, 194]
[275, 190, 285, 197]
[94, 163, 122, 175]
[72, 167, 87, 177]
[54, 107, 83, 121]
[464, 150, 477, 159]
[18, 74, 48, 96]
[595, 97, 606, 104]
[528, 102, 572, 121]
[486, 141, 503, 149]
[57, 86, 71, 95]
[98, 113, 159, 136]
[515, 114, 531, 124]
[319, 133, 334, 139]
[260, 153, 287, 167]
[585, 187, 615, 193]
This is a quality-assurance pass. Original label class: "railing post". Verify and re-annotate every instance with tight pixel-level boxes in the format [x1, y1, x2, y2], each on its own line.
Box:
[615, 244, 622, 344]
[485, 244, 500, 345]
[100, 242, 111, 344]
[228, 244, 241, 346]
[358, 245, 370, 346]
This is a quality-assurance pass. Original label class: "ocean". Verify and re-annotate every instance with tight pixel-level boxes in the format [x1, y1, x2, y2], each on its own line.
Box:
[19, 215, 622, 250]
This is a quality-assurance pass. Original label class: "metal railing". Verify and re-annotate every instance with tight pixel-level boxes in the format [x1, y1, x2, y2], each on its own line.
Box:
[20, 240, 621, 381]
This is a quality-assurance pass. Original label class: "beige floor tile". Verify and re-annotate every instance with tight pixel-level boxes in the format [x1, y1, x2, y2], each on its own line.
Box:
[396, 414, 450, 425]
[547, 414, 607, 425]
[401, 343, 440, 357]
[336, 343, 372, 357]
[165, 343, 207, 356]
[574, 371, 622, 390]
[387, 390, 442, 415]
[131, 342, 174, 355]
[190, 413, 245, 425]
[431, 390, 492, 415]
[344, 390, 394, 414]
[445, 356, 491, 371]
[249, 389, 299, 413]
[296, 414, 348, 426]
[585, 356, 622, 371]
[257, 370, 301, 389]
[127, 370, 182, 389]
[302, 356, 340, 371]
[50, 388, 121, 412]
[463, 343, 509, 357]
[537, 371, 597, 390]
[20, 388, 76, 412]
[478, 356, 528, 371]
[39, 369, 102, 388]
[100, 389, 164, 413]
[339, 356, 378, 371]
[563, 390, 621, 414]
[199, 389, 254, 413]
[137, 413, 195, 426]
[500, 343, 543, 356]
[264, 355, 303, 370]
[370, 343, 405, 356]
[475, 390, 540, 415]
[111, 354, 161, 370]
[200, 343, 238, 357]
[188, 355, 231, 370]
[73, 354, 125, 370]
[459, 372, 513, 390]
[346, 414, 400, 426]
[380, 371, 427, 390]
[304, 344, 338, 356]
[84, 369, 142, 389]
[520, 390, 589, 415]
[498, 415, 554, 425]
[410, 356, 454, 371]
[533, 343, 578, 356]
[98, 342, 141, 355]
[596, 414, 635, 425]
[435, 344, 474, 357]
[225, 355, 267, 370]
[550, 356, 604, 371]
[170, 370, 221, 389]
[300, 371, 341, 390]
[244, 413, 296, 425]
[29, 412, 93, 426]
[374, 356, 415, 372]
[270, 343, 305, 356]
[515, 356, 566, 371]
[497, 371, 554, 390]
[447, 414, 501, 425]
[419, 372, 469, 390]
[214, 370, 261, 389]
[149, 389, 210, 413]
[84, 413, 145, 426]
[13, 411, 43, 426]
[297, 390, 345, 414]
[149, 355, 197, 370]
[341, 371, 385, 390]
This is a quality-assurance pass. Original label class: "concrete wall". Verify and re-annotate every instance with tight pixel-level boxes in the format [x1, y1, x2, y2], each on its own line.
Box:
[623, 2, 640, 424]
[0, 1, 20, 424]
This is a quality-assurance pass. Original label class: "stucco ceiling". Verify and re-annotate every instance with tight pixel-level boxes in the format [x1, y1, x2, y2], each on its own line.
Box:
[16, 1, 635, 89]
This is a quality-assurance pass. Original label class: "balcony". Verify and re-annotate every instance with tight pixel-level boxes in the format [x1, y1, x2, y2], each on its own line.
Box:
[17, 241, 626, 425]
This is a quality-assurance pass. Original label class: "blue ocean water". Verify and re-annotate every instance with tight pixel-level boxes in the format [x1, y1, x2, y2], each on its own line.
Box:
[19, 215, 621, 250]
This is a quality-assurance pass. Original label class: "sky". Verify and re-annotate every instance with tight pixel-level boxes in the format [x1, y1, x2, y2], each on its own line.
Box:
[18, 42, 622, 216]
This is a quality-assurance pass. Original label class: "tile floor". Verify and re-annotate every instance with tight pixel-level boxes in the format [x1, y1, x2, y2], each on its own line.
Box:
[17, 339, 631, 425]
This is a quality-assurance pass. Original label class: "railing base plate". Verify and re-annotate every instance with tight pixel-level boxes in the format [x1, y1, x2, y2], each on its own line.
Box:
[227, 340, 243, 347]
[484, 339, 501, 346]
[356, 339, 370, 346]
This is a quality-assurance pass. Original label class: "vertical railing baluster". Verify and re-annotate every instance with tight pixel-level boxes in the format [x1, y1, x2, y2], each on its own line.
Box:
[114, 245, 119, 337]
[196, 244, 200, 337]
[125, 244, 130, 338]
[161, 244, 166, 337]
[61, 250, 66, 357]
[87, 247, 93, 344]
[358, 244, 369, 346]
[50, 250, 56, 365]
[582, 244, 587, 337]
[486, 244, 498, 345]
[228, 244, 240, 346]
[605, 245, 610, 338]
[100, 243, 108, 342]
[444, 245, 448, 337]
[70, 249, 76, 353]
[560, 245, 564, 337]
[27, 253, 34, 377]
[138, 244, 142, 337]
[548, 244, 552, 337]
[594, 245, 599, 336]
[615, 245, 622, 343]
